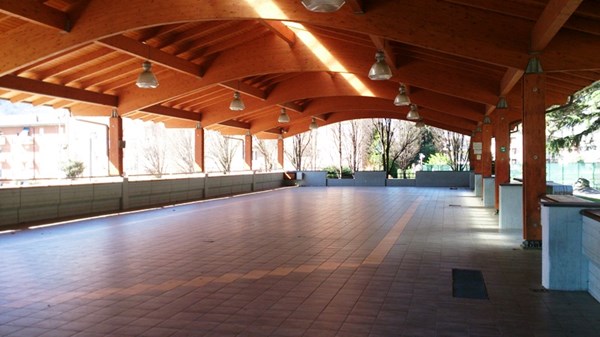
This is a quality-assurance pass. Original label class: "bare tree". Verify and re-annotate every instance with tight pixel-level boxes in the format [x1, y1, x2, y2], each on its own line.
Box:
[286, 133, 312, 170]
[438, 130, 470, 171]
[370, 119, 422, 177]
[143, 123, 167, 177]
[170, 129, 195, 173]
[395, 122, 423, 177]
[346, 119, 367, 173]
[254, 137, 276, 172]
[209, 133, 240, 173]
[331, 122, 344, 178]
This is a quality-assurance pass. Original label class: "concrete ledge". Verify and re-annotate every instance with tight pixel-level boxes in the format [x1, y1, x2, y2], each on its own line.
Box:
[0, 173, 285, 228]
[582, 210, 600, 302]
[499, 183, 522, 230]
[387, 179, 416, 187]
[327, 178, 355, 186]
[417, 171, 470, 187]
[354, 171, 386, 186]
[541, 196, 597, 291]
[483, 177, 495, 207]
[297, 171, 327, 186]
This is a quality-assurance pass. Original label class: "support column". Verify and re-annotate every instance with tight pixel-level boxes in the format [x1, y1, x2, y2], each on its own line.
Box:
[522, 68, 546, 246]
[108, 111, 123, 176]
[471, 131, 482, 174]
[482, 121, 493, 177]
[194, 125, 205, 172]
[277, 136, 284, 170]
[494, 111, 510, 210]
[244, 134, 253, 170]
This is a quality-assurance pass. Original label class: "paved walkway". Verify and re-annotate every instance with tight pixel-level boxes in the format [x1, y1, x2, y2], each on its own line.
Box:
[1, 187, 599, 336]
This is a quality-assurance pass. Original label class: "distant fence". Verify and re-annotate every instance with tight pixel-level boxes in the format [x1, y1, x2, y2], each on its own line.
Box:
[511, 163, 600, 189]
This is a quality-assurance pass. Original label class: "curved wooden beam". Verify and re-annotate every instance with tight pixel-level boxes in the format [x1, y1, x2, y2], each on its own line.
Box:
[0, 0, 548, 76]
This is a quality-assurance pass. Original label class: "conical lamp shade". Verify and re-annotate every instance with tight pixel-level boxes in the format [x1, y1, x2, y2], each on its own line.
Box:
[368, 51, 392, 80]
[525, 57, 543, 74]
[496, 97, 508, 109]
[278, 108, 290, 123]
[229, 91, 245, 111]
[406, 105, 420, 120]
[301, 0, 345, 12]
[309, 117, 318, 130]
[136, 61, 159, 88]
[394, 85, 410, 106]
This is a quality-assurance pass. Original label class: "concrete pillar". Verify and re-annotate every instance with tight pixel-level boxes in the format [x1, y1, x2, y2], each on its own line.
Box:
[522, 65, 546, 245]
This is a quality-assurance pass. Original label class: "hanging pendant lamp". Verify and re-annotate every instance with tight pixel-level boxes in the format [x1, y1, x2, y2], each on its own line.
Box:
[525, 56, 543, 74]
[136, 61, 159, 88]
[301, 0, 345, 12]
[309, 117, 319, 130]
[368, 51, 392, 80]
[278, 108, 290, 123]
[394, 84, 410, 106]
[229, 91, 245, 111]
[406, 104, 420, 120]
[496, 96, 508, 109]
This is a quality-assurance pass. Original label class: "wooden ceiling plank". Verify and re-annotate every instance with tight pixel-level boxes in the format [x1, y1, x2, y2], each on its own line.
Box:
[531, 0, 583, 51]
[220, 120, 251, 130]
[2, 0, 595, 78]
[142, 104, 201, 121]
[220, 80, 268, 100]
[61, 54, 133, 85]
[35, 47, 114, 80]
[260, 20, 296, 46]
[278, 101, 304, 113]
[9, 92, 32, 103]
[97, 35, 203, 77]
[0, 75, 117, 107]
[369, 35, 396, 69]
[500, 67, 524, 96]
[0, 0, 69, 31]
[346, 0, 365, 14]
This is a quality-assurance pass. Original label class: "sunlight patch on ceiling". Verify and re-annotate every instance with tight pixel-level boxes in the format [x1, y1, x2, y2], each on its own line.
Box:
[243, 0, 373, 97]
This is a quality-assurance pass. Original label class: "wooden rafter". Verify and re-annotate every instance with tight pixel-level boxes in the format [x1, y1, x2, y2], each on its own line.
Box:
[531, 0, 583, 51]
[0, 75, 117, 107]
[97, 35, 203, 77]
[259, 20, 296, 46]
[0, 0, 70, 31]
[346, 0, 365, 14]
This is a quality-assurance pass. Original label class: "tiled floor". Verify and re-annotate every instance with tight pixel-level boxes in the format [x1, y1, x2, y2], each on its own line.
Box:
[1, 187, 599, 337]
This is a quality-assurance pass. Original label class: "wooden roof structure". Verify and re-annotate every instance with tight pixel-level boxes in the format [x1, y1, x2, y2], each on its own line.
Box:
[0, 0, 598, 138]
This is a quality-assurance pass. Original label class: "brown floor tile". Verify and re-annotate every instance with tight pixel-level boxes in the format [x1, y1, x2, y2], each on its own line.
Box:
[1, 187, 599, 337]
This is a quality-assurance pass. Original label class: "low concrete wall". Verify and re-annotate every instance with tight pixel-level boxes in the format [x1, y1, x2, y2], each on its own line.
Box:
[327, 178, 355, 186]
[298, 171, 327, 186]
[541, 196, 596, 291]
[499, 183, 523, 230]
[416, 171, 471, 187]
[0, 172, 285, 228]
[387, 179, 416, 187]
[355, 171, 386, 186]
[583, 213, 600, 302]
[474, 174, 483, 197]
[483, 177, 495, 208]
